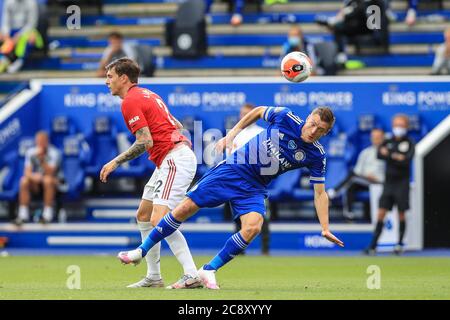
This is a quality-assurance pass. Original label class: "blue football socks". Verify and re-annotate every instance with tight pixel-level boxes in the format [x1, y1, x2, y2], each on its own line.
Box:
[139, 212, 181, 256]
[203, 232, 249, 271]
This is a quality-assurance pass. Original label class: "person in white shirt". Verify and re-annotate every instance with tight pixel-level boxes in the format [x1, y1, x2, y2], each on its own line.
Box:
[327, 128, 385, 221]
[224, 103, 271, 254]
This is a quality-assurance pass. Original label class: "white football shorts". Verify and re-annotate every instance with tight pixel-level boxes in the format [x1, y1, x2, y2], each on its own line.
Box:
[142, 143, 197, 210]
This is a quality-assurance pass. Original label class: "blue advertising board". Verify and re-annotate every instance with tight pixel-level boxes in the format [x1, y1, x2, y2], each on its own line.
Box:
[34, 77, 450, 137]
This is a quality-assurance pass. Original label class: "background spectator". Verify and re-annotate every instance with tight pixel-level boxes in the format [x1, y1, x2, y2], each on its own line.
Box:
[96, 31, 138, 77]
[405, 0, 419, 26]
[205, 0, 244, 26]
[0, 0, 44, 73]
[431, 27, 450, 75]
[16, 131, 62, 225]
[365, 114, 415, 255]
[281, 25, 315, 58]
[383, 0, 419, 25]
[328, 128, 385, 221]
[315, 0, 383, 65]
[281, 24, 338, 75]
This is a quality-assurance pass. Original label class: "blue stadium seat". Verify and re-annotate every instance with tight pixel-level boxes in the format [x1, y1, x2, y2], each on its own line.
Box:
[325, 158, 350, 191]
[84, 117, 155, 179]
[58, 135, 89, 200]
[113, 132, 152, 178]
[0, 137, 35, 202]
[50, 115, 78, 150]
[85, 116, 119, 177]
[323, 134, 353, 190]
[350, 114, 385, 155]
[323, 129, 356, 166]
[290, 168, 315, 201]
[268, 169, 302, 201]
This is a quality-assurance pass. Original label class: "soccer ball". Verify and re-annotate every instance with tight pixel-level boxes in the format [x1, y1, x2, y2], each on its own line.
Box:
[281, 51, 313, 83]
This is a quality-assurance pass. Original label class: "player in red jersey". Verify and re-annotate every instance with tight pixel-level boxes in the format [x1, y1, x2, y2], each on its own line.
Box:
[100, 58, 202, 289]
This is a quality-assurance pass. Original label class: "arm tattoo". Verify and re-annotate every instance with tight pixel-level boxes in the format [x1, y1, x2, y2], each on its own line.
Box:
[114, 127, 153, 165]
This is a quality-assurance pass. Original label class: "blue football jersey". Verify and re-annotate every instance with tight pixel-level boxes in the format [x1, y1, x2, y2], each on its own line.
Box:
[226, 107, 327, 188]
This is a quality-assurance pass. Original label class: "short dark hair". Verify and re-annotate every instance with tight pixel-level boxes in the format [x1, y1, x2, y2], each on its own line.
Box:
[106, 58, 140, 84]
[108, 31, 123, 40]
[311, 106, 336, 130]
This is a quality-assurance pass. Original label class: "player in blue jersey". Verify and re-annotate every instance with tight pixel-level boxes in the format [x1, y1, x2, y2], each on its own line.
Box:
[117, 106, 345, 289]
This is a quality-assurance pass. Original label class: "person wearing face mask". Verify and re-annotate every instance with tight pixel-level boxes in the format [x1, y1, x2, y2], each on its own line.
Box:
[364, 114, 415, 256]
[281, 24, 339, 76]
[281, 25, 316, 64]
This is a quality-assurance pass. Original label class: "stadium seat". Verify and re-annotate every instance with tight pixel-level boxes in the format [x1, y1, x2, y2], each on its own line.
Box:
[50, 115, 78, 150]
[85, 116, 119, 177]
[113, 132, 151, 178]
[134, 44, 156, 77]
[268, 169, 302, 201]
[165, 0, 207, 58]
[58, 135, 89, 200]
[84, 117, 153, 181]
[290, 169, 315, 201]
[313, 41, 338, 75]
[323, 129, 356, 165]
[0, 137, 35, 217]
[323, 134, 353, 190]
[349, 114, 384, 156]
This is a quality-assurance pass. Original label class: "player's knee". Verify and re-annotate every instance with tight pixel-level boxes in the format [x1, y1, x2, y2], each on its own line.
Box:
[172, 198, 198, 221]
[150, 214, 161, 227]
[242, 224, 262, 240]
[150, 205, 170, 226]
[136, 208, 151, 222]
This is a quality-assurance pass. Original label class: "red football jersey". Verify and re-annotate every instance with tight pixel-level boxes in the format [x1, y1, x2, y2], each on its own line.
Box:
[121, 85, 189, 167]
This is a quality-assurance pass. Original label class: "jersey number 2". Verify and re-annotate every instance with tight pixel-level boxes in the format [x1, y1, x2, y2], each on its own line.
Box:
[155, 98, 176, 126]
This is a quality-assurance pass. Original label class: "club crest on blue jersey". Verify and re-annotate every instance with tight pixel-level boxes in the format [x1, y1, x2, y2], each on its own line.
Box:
[288, 140, 297, 150]
[294, 150, 306, 161]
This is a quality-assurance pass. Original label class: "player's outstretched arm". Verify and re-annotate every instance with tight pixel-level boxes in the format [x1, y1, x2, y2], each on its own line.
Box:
[215, 106, 266, 154]
[100, 127, 153, 182]
[313, 183, 345, 247]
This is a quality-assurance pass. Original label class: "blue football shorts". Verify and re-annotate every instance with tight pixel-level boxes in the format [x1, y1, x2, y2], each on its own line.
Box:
[186, 162, 267, 220]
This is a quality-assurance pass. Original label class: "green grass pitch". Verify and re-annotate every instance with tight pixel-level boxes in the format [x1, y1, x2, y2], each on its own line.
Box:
[0, 255, 449, 300]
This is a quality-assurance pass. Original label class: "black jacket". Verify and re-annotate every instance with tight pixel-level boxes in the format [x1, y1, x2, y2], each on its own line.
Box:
[377, 135, 415, 181]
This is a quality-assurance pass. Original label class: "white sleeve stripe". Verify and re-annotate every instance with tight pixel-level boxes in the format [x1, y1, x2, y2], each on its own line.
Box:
[263, 107, 271, 121]
[313, 141, 325, 154]
[310, 177, 325, 181]
[287, 113, 302, 125]
[291, 113, 303, 123]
